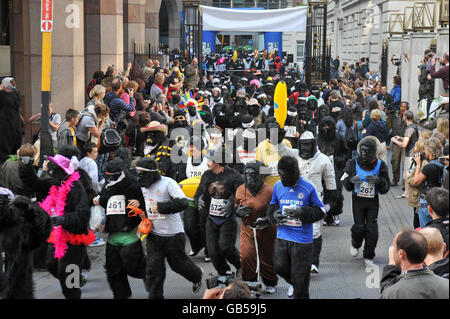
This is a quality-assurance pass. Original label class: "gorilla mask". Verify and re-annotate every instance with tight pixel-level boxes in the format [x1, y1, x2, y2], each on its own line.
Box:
[188, 105, 197, 117]
[104, 158, 127, 187]
[247, 104, 260, 117]
[47, 161, 68, 185]
[244, 163, 264, 196]
[266, 119, 285, 145]
[136, 158, 161, 188]
[278, 156, 300, 187]
[145, 131, 165, 147]
[318, 116, 336, 140]
[173, 114, 189, 128]
[298, 131, 317, 160]
[358, 139, 377, 168]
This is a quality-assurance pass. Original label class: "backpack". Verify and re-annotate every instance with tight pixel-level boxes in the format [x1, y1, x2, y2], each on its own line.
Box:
[428, 160, 447, 188]
[345, 121, 358, 150]
[98, 127, 121, 154]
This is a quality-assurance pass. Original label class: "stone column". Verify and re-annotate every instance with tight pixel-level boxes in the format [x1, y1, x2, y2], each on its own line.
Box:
[434, 27, 449, 97]
[145, 0, 161, 47]
[386, 36, 403, 92]
[124, 0, 146, 66]
[407, 32, 436, 113]
[84, 0, 123, 97]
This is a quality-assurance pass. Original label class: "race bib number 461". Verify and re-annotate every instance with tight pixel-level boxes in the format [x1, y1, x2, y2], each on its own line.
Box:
[355, 182, 375, 198]
[106, 195, 126, 215]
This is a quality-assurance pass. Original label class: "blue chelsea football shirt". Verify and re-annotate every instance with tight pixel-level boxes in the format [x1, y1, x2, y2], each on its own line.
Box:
[270, 177, 324, 244]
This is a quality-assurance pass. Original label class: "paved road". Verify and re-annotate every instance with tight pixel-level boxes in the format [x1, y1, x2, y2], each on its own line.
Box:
[34, 149, 414, 299]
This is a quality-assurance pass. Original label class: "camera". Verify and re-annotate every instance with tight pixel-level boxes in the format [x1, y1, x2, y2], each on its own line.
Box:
[206, 272, 263, 295]
[411, 151, 426, 168]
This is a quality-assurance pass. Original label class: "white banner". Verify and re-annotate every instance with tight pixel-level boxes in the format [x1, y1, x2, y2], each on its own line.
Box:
[200, 5, 307, 32]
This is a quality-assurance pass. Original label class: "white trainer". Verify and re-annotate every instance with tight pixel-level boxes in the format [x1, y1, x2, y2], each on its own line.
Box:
[310, 264, 319, 274]
[287, 285, 294, 298]
[365, 259, 375, 268]
[350, 246, 359, 257]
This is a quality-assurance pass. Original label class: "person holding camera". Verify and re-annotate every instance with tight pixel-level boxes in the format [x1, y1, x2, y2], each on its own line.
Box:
[391, 110, 419, 198]
[104, 77, 135, 129]
[412, 137, 446, 227]
[428, 52, 449, 93]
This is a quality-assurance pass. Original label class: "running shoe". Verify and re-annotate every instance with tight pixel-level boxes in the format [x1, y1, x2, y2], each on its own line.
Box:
[310, 264, 319, 273]
[350, 246, 359, 257]
[265, 286, 276, 294]
[89, 237, 105, 247]
[364, 259, 375, 268]
[287, 285, 294, 298]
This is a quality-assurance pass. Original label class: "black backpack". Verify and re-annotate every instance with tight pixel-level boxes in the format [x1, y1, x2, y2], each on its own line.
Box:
[98, 128, 121, 154]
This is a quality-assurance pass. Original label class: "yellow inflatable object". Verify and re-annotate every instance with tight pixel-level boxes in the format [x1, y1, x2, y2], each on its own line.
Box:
[274, 81, 288, 129]
[233, 50, 238, 62]
[179, 175, 202, 200]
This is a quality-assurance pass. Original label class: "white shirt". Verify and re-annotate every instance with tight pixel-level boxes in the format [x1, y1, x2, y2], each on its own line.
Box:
[141, 176, 186, 236]
[79, 157, 100, 193]
[186, 156, 208, 178]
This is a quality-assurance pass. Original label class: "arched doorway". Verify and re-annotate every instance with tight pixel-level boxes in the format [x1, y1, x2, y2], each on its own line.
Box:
[159, 0, 169, 48]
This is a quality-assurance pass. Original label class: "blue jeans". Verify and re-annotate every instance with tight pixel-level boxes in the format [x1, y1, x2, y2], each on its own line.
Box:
[96, 152, 109, 182]
[418, 197, 432, 228]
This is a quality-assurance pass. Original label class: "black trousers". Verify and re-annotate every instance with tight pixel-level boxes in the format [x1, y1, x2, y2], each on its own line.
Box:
[206, 218, 241, 276]
[183, 206, 206, 254]
[351, 195, 379, 260]
[46, 244, 89, 299]
[273, 238, 313, 299]
[312, 235, 322, 267]
[104, 240, 146, 299]
[146, 232, 202, 299]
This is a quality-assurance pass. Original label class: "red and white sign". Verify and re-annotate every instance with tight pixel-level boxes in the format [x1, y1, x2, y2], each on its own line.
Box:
[41, 0, 53, 32]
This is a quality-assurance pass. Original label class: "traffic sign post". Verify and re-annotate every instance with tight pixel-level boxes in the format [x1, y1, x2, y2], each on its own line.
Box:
[40, 0, 54, 165]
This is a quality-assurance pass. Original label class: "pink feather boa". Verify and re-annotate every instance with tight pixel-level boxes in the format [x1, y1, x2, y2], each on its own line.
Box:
[39, 171, 94, 260]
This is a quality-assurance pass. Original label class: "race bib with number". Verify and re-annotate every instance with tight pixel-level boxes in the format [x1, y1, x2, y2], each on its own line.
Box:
[282, 204, 302, 227]
[209, 198, 227, 217]
[284, 126, 297, 138]
[355, 182, 376, 198]
[268, 161, 279, 176]
[106, 195, 126, 215]
[145, 199, 165, 220]
[189, 170, 204, 178]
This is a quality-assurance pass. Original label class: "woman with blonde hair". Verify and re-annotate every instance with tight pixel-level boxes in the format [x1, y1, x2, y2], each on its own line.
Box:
[363, 109, 389, 164]
[87, 84, 106, 108]
[435, 117, 449, 142]
[150, 72, 167, 100]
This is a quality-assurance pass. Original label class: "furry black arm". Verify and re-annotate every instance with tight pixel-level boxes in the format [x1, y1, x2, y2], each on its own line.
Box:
[342, 159, 356, 192]
[266, 203, 279, 224]
[298, 206, 325, 224]
[376, 161, 391, 194]
[61, 181, 91, 234]
[157, 197, 189, 214]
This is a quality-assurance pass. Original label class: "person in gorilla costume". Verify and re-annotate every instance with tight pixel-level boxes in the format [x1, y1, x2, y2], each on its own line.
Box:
[284, 106, 302, 147]
[342, 137, 390, 266]
[0, 189, 52, 299]
[140, 121, 175, 179]
[308, 104, 330, 136]
[234, 162, 278, 294]
[136, 158, 202, 299]
[297, 131, 337, 274]
[0, 82, 22, 165]
[194, 147, 244, 277]
[37, 153, 94, 299]
[255, 156, 325, 299]
[246, 98, 266, 128]
[98, 158, 146, 299]
[212, 103, 230, 132]
[316, 116, 351, 225]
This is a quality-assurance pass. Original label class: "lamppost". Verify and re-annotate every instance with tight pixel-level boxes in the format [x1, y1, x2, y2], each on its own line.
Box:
[182, 0, 203, 72]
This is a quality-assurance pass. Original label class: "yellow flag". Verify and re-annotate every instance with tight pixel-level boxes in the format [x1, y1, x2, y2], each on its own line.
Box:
[233, 50, 238, 62]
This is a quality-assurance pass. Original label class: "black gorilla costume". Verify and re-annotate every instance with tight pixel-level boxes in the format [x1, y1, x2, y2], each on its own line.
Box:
[254, 156, 325, 299]
[342, 138, 390, 260]
[212, 103, 230, 131]
[0, 193, 52, 299]
[316, 116, 350, 224]
[284, 106, 302, 147]
[194, 148, 244, 276]
[0, 89, 22, 165]
[136, 158, 202, 299]
[99, 158, 146, 299]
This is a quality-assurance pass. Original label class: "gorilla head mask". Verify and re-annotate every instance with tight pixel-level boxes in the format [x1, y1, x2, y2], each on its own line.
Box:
[318, 116, 337, 140]
[266, 117, 285, 145]
[278, 156, 300, 187]
[358, 138, 378, 168]
[298, 131, 317, 160]
[47, 161, 68, 186]
[244, 162, 264, 196]
[136, 158, 161, 188]
[173, 110, 189, 128]
[286, 106, 298, 126]
[104, 158, 128, 187]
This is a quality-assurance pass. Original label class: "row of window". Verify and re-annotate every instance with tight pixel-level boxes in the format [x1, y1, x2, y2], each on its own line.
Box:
[212, 0, 288, 9]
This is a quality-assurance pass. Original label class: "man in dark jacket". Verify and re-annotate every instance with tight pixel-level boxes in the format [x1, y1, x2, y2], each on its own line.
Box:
[419, 227, 449, 278]
[428, 52, 449, 93]
[380, 229, 448, 299]
[104, 77, 135, 126]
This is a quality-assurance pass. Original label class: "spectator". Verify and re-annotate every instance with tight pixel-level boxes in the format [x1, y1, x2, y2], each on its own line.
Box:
[328, 90, 344, 122]
[28, 103, 61, 148]
[336, 106, 354, 139]
[86, 70, 104, 100]
[202, 280, 253, 299]
[142, 59, 155, 82]
[434, 117, 449, 145]
[412, 138, 445, 227]
[57, 108, 79, 150]
[79, 142, 101, 194]
[362, 100, 386, 128]
[391, 110, 419, 198]
[87, 84, 106, 108]
[150, 73, 167, 101]
[390, 76, 401, 110]
[184, 57, 200, 89]
[380, 228, 449, 299]
[428, 52, 449, 93]
[0, 77, 22, 165]
[75, 103, 110, 156]
[134, 78, 151, 111]
[419, 227, 449, 278]
[103, 77, 135, 127]
[363, 109, 389, 164]
[418, 56, 434, 100]
[387, 101, 409, 186]
[423, 187, 449, 257]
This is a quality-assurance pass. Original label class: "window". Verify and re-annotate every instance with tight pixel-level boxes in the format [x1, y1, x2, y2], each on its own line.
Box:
[233, 0, 255, 7]
[296, 41, 305, 63]
[213, 0, 232, 8]
[257, 0, 280, 9]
